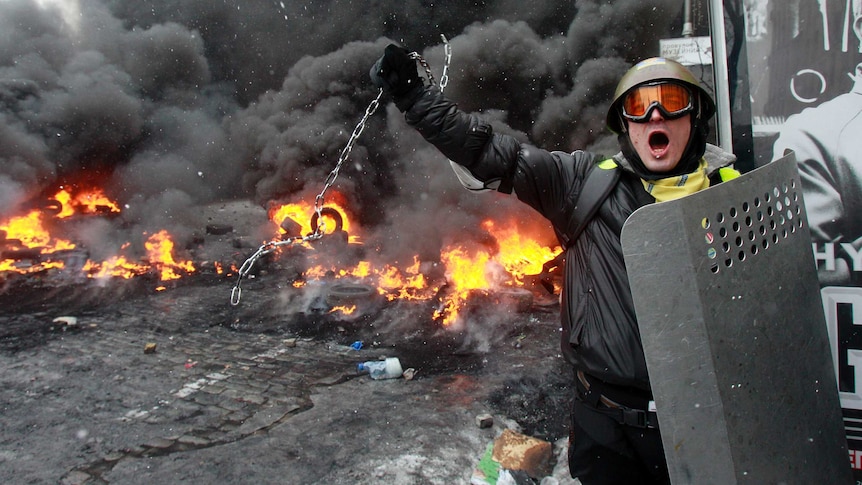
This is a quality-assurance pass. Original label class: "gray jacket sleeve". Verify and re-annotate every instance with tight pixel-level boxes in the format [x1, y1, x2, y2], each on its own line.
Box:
[404, 88, 521, 189]
[403, 87, 591, 226]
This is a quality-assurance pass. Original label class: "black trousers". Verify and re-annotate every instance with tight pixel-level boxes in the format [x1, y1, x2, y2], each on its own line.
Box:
[568, 398, 670, 485]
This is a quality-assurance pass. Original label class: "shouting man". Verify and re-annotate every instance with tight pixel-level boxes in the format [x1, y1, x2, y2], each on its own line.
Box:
[370, 46, 737, 485]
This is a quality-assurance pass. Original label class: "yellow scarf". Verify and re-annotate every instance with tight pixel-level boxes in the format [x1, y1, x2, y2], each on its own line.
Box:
[641, 159, 710, 202]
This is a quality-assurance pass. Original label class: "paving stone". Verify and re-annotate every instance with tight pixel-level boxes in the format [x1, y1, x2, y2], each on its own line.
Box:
[59, 470, 91, 485]
[199, 383, 225, 394]
[313, 372, 349, 386]
[155, 401, 205, 422]
[223, 408, 254, 424]
[240, 393, 268, 405]
[243, 378, 272, 391]
[143, 437, 176, 450]
[234, 403, 297, 436]
[191, 391, 223, 406]
[103, 452, 125, 462]
[265, 383, 288, 396]
[217, 397, 249, 412]
[206, 372, 231, 381]
[177, 435, 211, 446]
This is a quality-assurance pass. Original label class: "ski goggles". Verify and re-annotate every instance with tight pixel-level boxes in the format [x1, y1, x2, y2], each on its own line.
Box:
[621, 82, 694, 122]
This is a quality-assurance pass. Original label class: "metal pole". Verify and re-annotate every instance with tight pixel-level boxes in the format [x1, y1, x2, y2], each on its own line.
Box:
[683, 0, 695, 37]
[709, 0, 734, 152]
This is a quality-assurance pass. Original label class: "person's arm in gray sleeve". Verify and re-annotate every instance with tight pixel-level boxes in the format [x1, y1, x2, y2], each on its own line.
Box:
[370, 43, 519, 188]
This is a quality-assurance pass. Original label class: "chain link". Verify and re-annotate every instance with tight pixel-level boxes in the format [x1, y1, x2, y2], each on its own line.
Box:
[409, 52, 436, 88]
[439, 34, 451, 93]
[231, 38, 452, 305]
[409, 35, 450, 94]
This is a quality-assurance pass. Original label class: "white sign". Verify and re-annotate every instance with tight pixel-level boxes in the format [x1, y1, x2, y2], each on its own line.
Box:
[659, 36, 713, 66]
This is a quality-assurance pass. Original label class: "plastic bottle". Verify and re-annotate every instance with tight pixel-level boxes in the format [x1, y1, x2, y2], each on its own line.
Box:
[357, 357, 403, 380]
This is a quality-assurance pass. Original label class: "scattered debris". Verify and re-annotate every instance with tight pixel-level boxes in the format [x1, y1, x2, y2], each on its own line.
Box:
[52, 316, 77, 326]
[492, 429, 553, 479]
[143, 343, 157, 354]
[357, 357, 403, 380]
[205, 224, 233, 235]
[513, 333, 526, 349]
[231, 236, 257, 249]
[472, 428, 553, 484]
[279, 217, 302, 236]
[472, 442, 504, 485]
[326, 341, 364, 354]
[476, 414, 494, 429]
[402, 368, 417, 381]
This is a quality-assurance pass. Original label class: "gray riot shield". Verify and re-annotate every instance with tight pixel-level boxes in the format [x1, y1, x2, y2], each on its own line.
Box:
[620, 152, 852, 484]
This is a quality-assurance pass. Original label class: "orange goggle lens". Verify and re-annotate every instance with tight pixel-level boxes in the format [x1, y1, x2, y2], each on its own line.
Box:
[622, 83, 693, 121]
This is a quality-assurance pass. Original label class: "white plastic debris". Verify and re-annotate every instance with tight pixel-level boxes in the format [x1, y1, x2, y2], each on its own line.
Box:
[53, 316, 77, 326]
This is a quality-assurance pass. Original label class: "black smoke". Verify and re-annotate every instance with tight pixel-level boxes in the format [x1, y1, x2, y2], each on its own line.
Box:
[0, 0, 700, 266]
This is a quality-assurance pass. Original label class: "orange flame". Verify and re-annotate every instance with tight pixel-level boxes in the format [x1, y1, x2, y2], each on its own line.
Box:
[83, 255, 149, 279]
[54, 187, 121, 218]
[144, 230, 196, 281]
[80, 231, 195, 281]
[2, 187, 560, 316]
[0, 188, 122, 275]
[285, 215, 560, 326]
[434, 246, 492, 325]
[330, 304, 357, 315]
[2, 189, 197, 288]
[483, 220, 560, 284]
[0, 211, 75, 275]
[269, 201, 352, 237]
[0, 210, 76, 254]
[376, 257, 431, 301]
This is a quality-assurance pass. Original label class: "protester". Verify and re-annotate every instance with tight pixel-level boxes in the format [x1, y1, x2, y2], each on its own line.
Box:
[370, 45, 737, 484]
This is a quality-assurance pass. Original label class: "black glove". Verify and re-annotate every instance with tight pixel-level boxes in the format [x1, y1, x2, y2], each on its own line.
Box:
[369, 44, 424, 111]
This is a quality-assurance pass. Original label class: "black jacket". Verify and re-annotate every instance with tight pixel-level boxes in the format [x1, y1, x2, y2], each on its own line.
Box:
[405, 88, 736, 391]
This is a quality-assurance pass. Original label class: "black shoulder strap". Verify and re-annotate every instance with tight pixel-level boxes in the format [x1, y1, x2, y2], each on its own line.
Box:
[561, 158, 620, 249]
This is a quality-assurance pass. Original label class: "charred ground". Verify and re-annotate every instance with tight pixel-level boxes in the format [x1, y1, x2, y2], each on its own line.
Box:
[0, 260, 573, 484]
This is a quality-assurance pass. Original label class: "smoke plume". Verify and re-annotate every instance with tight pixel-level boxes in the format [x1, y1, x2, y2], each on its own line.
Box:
[0, 0, 699, 267]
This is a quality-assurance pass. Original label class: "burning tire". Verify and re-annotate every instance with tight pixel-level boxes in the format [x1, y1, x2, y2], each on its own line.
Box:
[310, 207, 343, 234]
[326, 283, 376, 306]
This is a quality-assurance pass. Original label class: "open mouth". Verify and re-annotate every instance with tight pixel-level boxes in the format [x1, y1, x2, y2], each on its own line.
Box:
[648, 132, 669, 151]
[648, 131, 670, 158]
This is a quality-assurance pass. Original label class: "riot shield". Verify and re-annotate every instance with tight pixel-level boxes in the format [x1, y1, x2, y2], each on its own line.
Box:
[620, 152, 852, 484]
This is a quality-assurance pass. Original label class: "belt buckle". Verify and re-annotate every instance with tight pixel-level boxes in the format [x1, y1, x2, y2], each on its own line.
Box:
[622, 408, 658, 429]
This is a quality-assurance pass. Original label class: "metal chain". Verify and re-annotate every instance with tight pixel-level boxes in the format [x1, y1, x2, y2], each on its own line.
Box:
[409, 52, 437, 88]
[230, 89, 383, 305]
[439, 34, 451, 93]
[409, 35, 450, 93]
[231, 38, 452, 305]
[313, 89, 383, 237]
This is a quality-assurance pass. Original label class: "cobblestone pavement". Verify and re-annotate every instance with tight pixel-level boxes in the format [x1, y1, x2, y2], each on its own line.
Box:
[0, 273, 573, 484]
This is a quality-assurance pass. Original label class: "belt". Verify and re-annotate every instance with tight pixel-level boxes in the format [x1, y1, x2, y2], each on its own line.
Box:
[577, 370, 624, 408]
[576, 370, 659, 429]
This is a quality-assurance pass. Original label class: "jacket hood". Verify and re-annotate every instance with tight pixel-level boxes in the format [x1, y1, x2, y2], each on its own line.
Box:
[612, 143, 736, 178]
